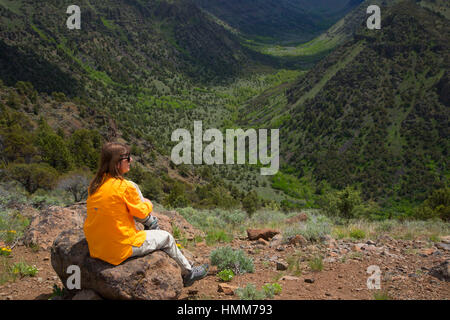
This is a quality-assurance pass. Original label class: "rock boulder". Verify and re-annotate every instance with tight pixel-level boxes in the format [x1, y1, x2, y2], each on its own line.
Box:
[247, 228, 280, 241]
[51, 228, 183, 300]
[429, 260, 450, 282]
[24, 203, 86, 250]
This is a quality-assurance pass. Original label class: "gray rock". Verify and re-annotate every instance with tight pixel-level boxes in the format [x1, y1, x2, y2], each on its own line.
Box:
[429, 260, 450, 282]
[276, 261, 288, 271]
[269, 255, 279, 262]
[72, 289, 103, 300]
[280, 276, 300, 281]
[436, 243, 450, 251]
[269, 234, 283, 248]
[24, 203, 87, 250]
[304, 278, 315, 284]
[51, 228, 183, 300]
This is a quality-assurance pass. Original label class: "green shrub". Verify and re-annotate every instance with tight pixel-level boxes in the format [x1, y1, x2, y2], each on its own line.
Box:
[0, 123, 37, 163]
[0, 210, 29, 245]
[1, 246, 12, 257]
[349, 228, 366, 240]
[206, 229, 232, 245]
[262, 283, 282, 298]
[287, 252, 303, 276]
[217, 269, 234, 282]
[414, 188, 449, 221]
[35, 120, 74, 172]
[324, 186, 363, 219]
[171, 223, 182, 239]
[235, 283, 266, 300]
[283, 214, 331, 242]
[308, 256, 324, 271]
[242, 191, 260, 217]
[7, 163, 59, 194]
[373, 290, 391, 300]
[9, 262, 38, 278]
[68, 129, 102, 172]
[141, 176, 164, 203]
[249, 209, 290, 226]
[49, 284, 66, 300]
[280, 199, 305, 213]
[210, 246, 254, 274]
[376, 220, 396, 233]
[165, 182, 190, 208]
[177, 207, 239, 232]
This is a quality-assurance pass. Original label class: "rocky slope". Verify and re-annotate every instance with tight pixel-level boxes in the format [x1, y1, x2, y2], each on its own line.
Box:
[0, 0, 257, 94]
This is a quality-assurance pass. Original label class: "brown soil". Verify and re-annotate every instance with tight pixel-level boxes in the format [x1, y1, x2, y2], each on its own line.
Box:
[0, 236, 448, 300]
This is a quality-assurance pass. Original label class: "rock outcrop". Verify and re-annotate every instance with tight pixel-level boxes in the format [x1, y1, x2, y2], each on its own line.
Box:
[247, 229, 280, 241]
[429, 260, 450, 282]
[23, 203, 87, 250]
[51, 228, 184, 300]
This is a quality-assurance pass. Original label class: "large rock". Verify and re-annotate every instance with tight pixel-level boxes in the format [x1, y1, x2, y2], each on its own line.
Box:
[247, 228, 279, 241]
[24, 203, 87, 250]
[288, 234, 308, 247]
[51, 228, 183, 300]
[429, 260, 450, 282]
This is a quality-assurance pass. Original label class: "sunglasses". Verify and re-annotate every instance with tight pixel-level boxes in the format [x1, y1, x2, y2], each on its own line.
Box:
[119, 153, 131, 162]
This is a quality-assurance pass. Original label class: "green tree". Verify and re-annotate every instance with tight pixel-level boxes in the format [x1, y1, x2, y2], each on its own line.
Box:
[35, 120, 73, 172]
[141, 175, 164, 203]
[68, 129, 102, 171]
[0, 108, 36, 163]
[414, 188, 450, 221]
[242, 191, 260, 217]
[165, 181, 190, 208]
[7, 163, 59, 194]
[0, 124, 36, 163]
[324, 186, 363, 219]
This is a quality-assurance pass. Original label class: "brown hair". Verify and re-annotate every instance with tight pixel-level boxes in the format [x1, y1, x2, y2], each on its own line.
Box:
[88, 142, 130, 195]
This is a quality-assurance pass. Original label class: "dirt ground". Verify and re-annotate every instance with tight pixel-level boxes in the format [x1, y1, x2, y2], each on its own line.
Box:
[0, 235, 449, 300]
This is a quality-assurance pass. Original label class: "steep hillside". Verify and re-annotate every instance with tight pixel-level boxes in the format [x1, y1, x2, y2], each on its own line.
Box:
[194, 0, 363, 44]
[0, 0, 279, 166]
[0, 0, 257, 94]
[240, 0, 449, 204]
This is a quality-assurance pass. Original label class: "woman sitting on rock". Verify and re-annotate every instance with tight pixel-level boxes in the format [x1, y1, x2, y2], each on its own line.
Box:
[84, 142, 208, 287]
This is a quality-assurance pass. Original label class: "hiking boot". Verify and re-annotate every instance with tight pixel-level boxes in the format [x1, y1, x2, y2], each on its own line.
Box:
[183, 264, 209, 287]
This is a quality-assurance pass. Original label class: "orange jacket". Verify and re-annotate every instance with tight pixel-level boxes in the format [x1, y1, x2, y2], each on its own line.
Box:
[84, 176, 152, 265]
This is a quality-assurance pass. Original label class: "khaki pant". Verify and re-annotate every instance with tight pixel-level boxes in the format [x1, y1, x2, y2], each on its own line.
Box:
[131, 230, 192, 276]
